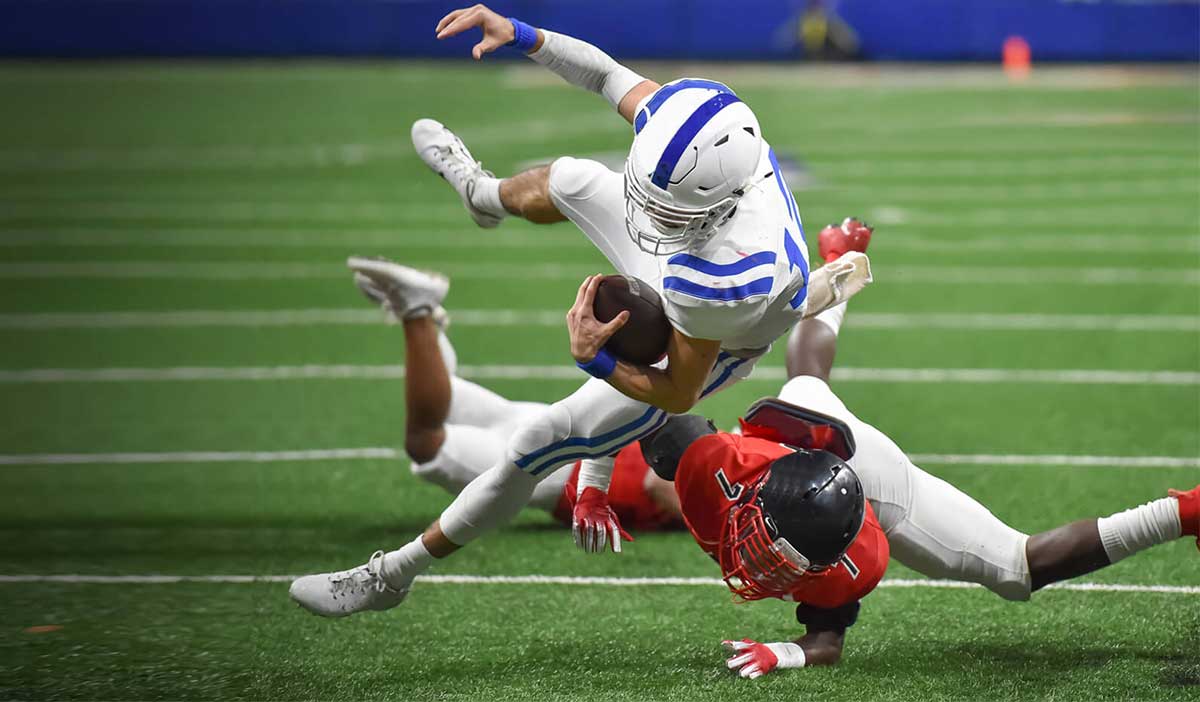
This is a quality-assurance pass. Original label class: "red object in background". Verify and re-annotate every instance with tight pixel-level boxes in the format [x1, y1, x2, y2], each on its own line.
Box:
[1003, 36, 1032, 81]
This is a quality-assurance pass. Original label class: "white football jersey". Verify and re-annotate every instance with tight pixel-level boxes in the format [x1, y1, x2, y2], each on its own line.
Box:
[648, 142, 810, 354]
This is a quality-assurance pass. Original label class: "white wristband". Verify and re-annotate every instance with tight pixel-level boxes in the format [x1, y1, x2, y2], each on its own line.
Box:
[576, 456, 614, 497]
[528, 30, 646, 111]
[765, 642, 807, 669]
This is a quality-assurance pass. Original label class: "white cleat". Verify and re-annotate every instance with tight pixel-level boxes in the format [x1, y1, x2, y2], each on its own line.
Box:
[289, 550, 409, 618]
[411, 118, 501, 229]
[347, 255, 449, 323]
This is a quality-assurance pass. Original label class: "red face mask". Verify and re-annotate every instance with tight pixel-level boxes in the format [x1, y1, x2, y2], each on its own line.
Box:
[718, 481, 831, 601]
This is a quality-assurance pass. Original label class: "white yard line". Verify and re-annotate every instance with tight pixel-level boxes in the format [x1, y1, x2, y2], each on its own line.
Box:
[0, 364, 1195, 386]
[0, 228, 588, 250]
[1, 200, 1197, 228]
[0, 448, 400, 465]
[0, 261, 1196, 285]
[1, 309, 1195, 332]
[908, 454, 1200, 469]
[4, 228, 1197, 254]
[0, 572, 1193, 595]
[0, 447, 1195, 469]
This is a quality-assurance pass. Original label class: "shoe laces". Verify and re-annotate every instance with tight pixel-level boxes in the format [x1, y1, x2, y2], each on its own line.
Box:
[329, 550, 391, 596]
[431, 136, 489, 182]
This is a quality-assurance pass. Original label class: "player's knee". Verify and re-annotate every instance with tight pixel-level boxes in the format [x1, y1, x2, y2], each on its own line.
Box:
[506, 403, 574, 470]
[404, 427, 445, 465]
[548, 157, 607, 202]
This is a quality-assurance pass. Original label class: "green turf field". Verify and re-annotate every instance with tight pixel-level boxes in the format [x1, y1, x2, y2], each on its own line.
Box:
[0, 61, 1198, 701]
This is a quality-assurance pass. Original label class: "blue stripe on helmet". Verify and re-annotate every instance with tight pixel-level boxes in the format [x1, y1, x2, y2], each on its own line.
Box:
[643, 79, 734, 119]
[634, 109, 649, 134]
[666, 251, 776, 277]
[651, 92, 743, 190]
[514, 405, 665, 474]
[662, 275, 772, 301]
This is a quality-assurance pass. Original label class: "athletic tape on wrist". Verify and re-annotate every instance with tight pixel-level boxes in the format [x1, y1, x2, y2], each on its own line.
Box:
[576, 348, 617, 379]
[507, 17, 538, 51]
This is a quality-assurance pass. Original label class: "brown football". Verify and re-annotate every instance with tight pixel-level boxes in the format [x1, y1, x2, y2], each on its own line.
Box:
[593, 275, 672, 365]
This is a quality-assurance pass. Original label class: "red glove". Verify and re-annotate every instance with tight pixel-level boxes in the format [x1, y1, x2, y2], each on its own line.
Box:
[723, 638, 807, 679]
[818, 216, 874, 263]
[570, 486, 633, 553]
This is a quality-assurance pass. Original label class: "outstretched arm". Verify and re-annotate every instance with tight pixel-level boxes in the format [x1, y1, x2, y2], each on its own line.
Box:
[723, 626, 846, 678]
[435, 4, 660, 124]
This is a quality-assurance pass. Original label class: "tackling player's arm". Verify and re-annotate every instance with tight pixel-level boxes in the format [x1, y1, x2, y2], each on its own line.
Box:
[568, 275, 721, 414]
[724, 612, 852, 678]
[434, 5, 660, 125]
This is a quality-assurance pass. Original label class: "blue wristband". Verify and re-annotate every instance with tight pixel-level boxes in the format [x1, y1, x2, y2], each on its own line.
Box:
[576, 348, 617, 379]
[507, 17, 538, 52]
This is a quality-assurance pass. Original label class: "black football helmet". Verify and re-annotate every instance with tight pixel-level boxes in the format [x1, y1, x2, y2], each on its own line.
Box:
[719, 448, 865, 601]
[639, 414, 718, 481]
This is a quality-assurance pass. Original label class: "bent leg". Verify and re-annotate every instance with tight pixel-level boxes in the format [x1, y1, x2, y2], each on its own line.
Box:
[438, 378, 671, 546]
[886, 465, 1032, 601]
[1027, 494, 1184, 591]
[447, 376, 547, 430]
[402, 317, 452, 464]
[410, 424, 508, 495]
[497, 165, 567, 224]
[548, 157, 661, 281]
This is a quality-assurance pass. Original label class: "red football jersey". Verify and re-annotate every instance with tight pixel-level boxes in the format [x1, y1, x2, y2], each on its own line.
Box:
[554, 444, 684, 531]
[674, 432, 889, 609]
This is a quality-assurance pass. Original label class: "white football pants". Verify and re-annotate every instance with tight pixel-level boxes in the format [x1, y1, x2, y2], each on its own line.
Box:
[437, 157, 758, 545]
[778, 375, 1033, 601]
[410, 377, 568, 513]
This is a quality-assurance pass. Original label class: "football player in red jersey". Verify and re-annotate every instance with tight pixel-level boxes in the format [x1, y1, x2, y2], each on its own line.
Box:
[342, 255, 684, 535]
[636, 219, 1199, 678]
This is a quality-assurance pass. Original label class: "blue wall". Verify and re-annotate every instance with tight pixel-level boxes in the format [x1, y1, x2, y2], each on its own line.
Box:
[2, 0, 1197, 60]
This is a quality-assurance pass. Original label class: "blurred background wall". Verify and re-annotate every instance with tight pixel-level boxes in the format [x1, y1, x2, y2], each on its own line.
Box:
[2, 0, 1198, 61]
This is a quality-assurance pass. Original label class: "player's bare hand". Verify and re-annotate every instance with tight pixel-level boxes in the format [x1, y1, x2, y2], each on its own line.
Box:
[567, 274, 629, 363]
[435, 4, 515, 60]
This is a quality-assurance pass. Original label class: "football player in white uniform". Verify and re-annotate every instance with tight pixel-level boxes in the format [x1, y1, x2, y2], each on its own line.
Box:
[342, 255, 685, 528]
[289, 5, 870, 617]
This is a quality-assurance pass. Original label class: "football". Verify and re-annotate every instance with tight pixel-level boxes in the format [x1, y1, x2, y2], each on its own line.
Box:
[593, 274, 672, 365]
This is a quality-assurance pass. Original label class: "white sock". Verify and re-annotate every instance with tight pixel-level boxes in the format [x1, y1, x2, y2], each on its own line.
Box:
[815, 302, 848, 335]
[1096, 496, 1182, 563]
[470, 176, 508, 219]
[437, 330, 458, 377]
[381, 536, 434, 588]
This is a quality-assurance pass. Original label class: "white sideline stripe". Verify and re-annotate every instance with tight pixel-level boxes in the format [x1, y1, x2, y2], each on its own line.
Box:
[0, 308, 562, 329]
[0, 261, 1196, 285]
[908, 454, 1200, 469]
[0, 365, 1196, 386]
[2, 309, 1196, 333]
[2, 232, 1198, 255]
[0, 573, 1193, 595]
[2, 228, 1199, 256]
[1, 448, 1194, 470]
[0, 448, 400, 465]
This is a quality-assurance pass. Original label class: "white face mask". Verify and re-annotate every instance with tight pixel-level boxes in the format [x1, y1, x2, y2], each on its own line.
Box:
[623, 159, 738, 256]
